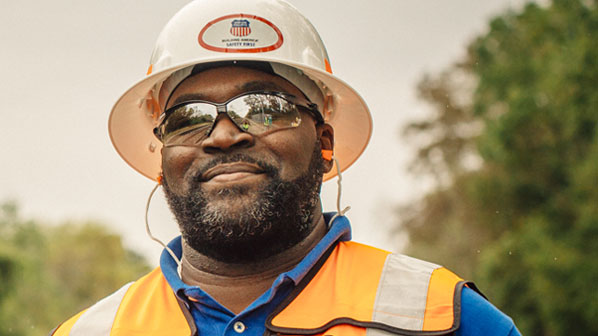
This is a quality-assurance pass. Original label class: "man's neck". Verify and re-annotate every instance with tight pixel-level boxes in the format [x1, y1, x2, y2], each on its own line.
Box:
[179, 214, 328, 314]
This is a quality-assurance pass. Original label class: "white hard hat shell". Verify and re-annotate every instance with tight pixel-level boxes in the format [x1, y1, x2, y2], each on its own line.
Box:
[109, 0, 372, 181]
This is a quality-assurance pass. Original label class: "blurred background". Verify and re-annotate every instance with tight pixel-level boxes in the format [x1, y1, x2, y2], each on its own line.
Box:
[1, 0, 596, 335]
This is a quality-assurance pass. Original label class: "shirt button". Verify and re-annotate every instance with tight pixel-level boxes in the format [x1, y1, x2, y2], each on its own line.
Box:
[233, 321, 246, 333]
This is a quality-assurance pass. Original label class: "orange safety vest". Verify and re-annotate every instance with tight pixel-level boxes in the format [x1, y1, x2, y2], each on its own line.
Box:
[52, 241, 474, 336]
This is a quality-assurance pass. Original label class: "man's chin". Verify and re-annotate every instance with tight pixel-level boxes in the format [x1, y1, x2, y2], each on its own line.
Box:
[203, 194, 257, 215]
[200, 181, 262, 201]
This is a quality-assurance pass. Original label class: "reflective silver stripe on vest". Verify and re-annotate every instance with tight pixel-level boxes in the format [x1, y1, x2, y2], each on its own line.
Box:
[69, 282, 133, 335]
[366, 254, 441, 336]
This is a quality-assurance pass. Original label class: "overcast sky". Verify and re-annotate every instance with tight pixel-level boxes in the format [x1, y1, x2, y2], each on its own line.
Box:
[1, 0, 527, 265]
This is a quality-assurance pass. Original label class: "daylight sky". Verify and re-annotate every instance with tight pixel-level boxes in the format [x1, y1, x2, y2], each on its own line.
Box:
[1, 0, 527, 264]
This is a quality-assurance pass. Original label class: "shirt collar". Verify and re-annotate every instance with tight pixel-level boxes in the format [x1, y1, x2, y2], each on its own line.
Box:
[160, 212, 352, 298]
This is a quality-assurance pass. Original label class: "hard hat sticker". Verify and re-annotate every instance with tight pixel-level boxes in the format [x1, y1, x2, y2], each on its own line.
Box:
[199, 14, 283, 53]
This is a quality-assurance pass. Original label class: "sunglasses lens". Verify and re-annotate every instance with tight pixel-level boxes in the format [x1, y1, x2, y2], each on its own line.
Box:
[228, 94, 301, 133]
[161, 103, 217, 145]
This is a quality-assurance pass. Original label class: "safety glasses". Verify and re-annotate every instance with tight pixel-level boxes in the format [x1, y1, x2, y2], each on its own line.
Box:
[154, 91, 323, 147]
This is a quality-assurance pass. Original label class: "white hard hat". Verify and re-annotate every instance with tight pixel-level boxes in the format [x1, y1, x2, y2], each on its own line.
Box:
[109, 0, 372, 181]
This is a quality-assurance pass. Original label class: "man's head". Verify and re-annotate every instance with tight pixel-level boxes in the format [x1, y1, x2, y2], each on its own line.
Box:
[108, 0, 372, 184]
[159, 65, 334, 262]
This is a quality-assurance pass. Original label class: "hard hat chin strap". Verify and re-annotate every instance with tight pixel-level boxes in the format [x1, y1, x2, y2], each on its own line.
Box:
[145, 183, 182, 274]
[329, 156, 351, 228]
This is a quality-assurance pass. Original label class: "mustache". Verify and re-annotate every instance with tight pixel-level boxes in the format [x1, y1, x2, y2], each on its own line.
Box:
[192, 154, 278, 183]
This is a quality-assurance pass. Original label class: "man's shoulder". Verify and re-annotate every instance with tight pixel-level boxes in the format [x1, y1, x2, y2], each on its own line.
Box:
[458, 287, 521, 336]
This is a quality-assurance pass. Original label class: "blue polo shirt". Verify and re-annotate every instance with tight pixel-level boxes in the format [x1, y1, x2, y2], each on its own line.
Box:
[160, 214, 520, 336]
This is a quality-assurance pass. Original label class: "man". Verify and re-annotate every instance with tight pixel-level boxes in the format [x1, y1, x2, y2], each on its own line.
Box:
[52, 0, 520, 335]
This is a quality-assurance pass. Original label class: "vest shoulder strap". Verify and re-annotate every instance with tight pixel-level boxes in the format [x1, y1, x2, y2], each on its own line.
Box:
[51, 267, 194, 336]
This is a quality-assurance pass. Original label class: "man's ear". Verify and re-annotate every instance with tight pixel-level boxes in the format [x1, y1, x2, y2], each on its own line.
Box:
[317, 123, 334, 173]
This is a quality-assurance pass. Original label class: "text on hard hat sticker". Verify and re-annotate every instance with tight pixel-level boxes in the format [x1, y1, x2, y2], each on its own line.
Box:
[199, 14, 283, 53]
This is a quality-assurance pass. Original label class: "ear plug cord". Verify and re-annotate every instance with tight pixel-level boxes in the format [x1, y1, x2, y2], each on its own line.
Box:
[145, 182, 182, 273]
[329, 155, 351, 227]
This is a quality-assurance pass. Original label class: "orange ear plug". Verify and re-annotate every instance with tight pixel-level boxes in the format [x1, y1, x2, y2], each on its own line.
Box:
[321, 149, 333, 161]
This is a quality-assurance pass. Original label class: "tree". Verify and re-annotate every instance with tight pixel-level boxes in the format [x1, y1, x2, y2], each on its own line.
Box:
[398, 63, 490, 277]
[0, 201, 152, 336]
[397, 0, 598, 334]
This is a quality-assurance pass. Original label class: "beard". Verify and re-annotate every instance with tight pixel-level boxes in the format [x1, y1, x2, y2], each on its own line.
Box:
[162, 143, 325, 263]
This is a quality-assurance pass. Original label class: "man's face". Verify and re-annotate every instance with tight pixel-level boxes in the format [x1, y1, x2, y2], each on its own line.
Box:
[160, 66, 333, 263]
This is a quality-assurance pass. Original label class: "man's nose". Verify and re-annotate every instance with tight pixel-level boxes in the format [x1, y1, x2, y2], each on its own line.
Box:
[201, 114, 254, 152]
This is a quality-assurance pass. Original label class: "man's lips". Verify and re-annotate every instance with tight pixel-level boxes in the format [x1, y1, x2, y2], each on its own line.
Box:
[201, 162, 265, 182]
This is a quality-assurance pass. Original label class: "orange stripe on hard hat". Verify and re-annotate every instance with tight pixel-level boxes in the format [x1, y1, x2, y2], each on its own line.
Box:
[422, 267, 463, 330]
[147, 64, 153, 75]
[325, 58, 332, 73]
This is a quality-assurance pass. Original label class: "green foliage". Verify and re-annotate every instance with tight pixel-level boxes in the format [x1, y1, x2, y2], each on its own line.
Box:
[402, 65, 482, 184]
[0, 201, 151, 336]
[398, 0, 598, 334]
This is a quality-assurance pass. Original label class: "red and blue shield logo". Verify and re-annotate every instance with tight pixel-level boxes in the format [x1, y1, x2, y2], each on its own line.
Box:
[230, 19, 251, 37]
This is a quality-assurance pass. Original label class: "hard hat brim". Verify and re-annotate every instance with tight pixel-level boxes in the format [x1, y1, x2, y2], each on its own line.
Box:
[108, 56, 372, 182]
